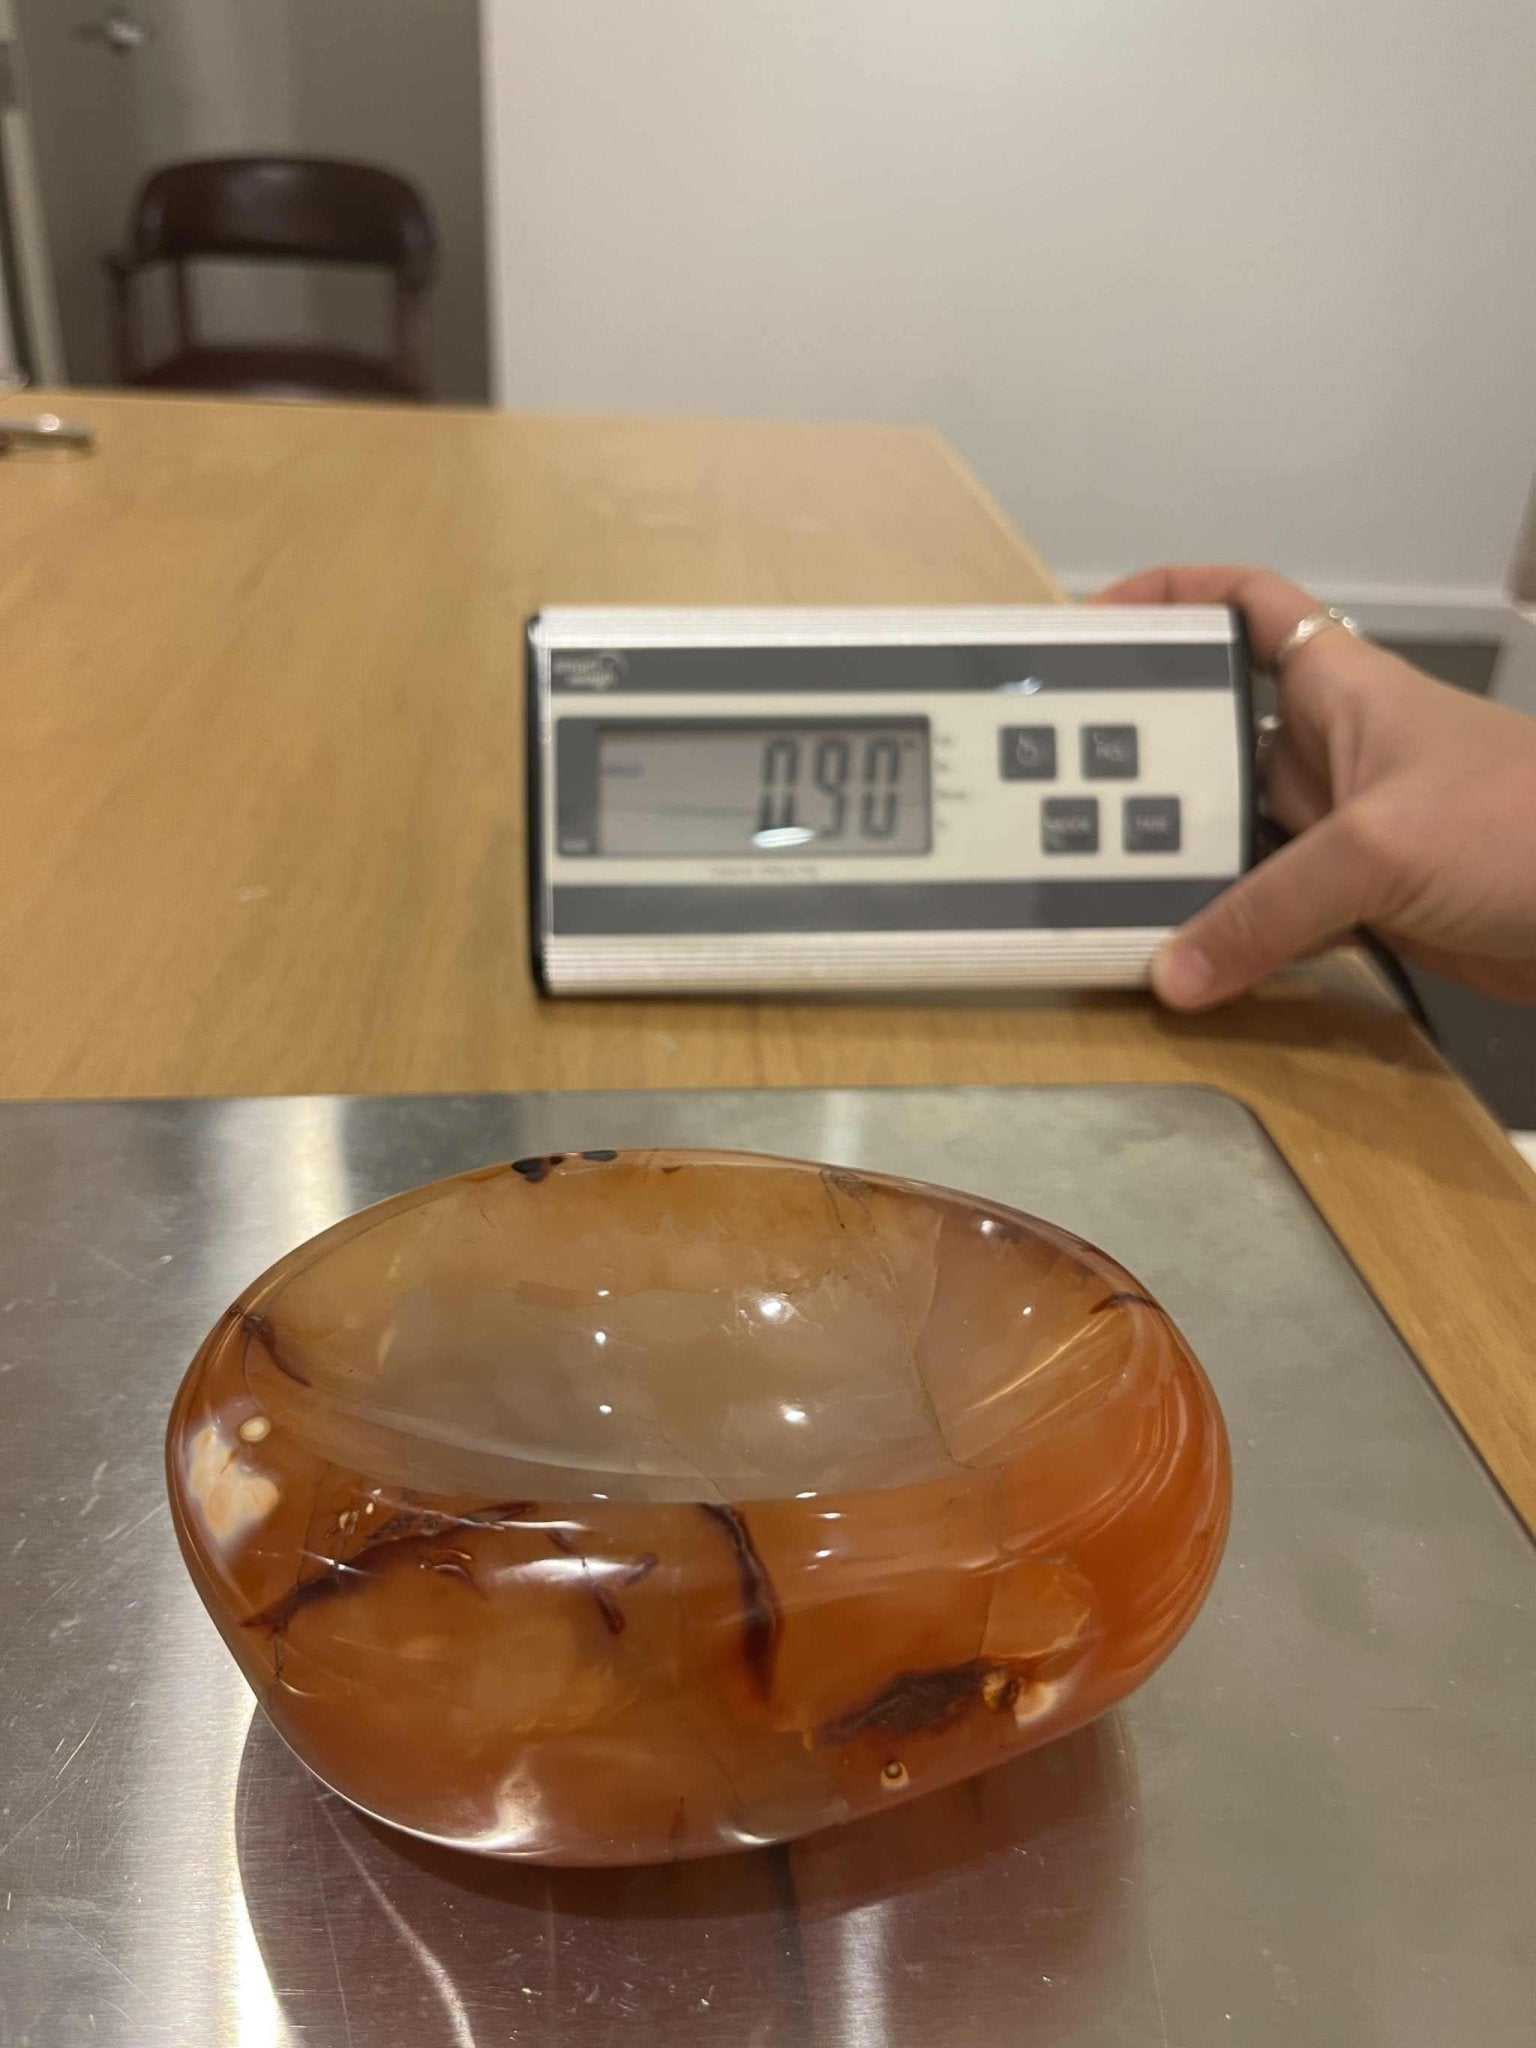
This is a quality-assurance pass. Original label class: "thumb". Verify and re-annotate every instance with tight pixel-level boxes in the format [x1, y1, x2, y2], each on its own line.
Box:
[1151, 814, 1374, 1008]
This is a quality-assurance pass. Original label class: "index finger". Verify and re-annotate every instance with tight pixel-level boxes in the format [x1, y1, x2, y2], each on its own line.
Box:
[1091, 564, 1320, 667]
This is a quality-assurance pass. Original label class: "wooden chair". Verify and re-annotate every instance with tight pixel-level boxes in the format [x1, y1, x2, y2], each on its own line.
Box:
[105, 156, 438, 403]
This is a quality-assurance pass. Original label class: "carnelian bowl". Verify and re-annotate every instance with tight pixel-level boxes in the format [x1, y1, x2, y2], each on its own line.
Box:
[167, 1147, 1230, 1863]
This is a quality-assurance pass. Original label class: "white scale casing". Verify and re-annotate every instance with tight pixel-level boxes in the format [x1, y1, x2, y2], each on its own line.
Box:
[527, 606, 1253, 994]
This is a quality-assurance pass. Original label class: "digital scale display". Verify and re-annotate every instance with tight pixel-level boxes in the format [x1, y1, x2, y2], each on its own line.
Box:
[596, 720, 930, 857]
[527, 605, 1252, 995]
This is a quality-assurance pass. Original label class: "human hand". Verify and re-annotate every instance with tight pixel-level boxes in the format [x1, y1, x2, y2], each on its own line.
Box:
[1095, 565, 1536, 1009]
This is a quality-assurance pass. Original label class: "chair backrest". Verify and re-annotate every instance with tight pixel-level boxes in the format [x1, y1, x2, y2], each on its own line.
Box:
[128, 156, 436, 290]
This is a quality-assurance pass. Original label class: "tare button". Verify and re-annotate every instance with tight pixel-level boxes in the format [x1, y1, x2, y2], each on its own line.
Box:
[1124, 796, 1182, 852]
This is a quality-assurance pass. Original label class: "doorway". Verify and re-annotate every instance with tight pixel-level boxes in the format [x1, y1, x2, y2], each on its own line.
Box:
[8, 0, 488, 401]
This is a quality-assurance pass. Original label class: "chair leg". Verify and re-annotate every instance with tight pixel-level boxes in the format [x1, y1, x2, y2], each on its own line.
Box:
[105, 261, 141, 384]
[394, 284, 431, 400]
[174, 263, 196, 352]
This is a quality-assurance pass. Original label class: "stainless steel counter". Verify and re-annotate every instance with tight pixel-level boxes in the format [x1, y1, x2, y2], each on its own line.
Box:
[1, 1088, 1532, 2046]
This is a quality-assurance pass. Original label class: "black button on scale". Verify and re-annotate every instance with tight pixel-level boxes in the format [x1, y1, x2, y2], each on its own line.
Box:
[1124, 796, 1182, 853]
[1082, 725, 1139, 778]
[999, 726, 1057, 780]
[1042, 797, 1100, 854]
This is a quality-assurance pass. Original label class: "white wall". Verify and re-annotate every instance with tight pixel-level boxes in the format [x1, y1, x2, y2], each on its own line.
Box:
[484, 1, 1536, 602]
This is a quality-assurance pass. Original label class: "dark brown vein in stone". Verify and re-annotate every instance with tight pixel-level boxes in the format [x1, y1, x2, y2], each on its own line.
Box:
[246, 1563, 369, 1635]
[241, 1310, 310, 1387]
[365, 1499, 533, 1549]
[545, 1534, 659, 1636]
[817, 1660, 993, 1746]
[698, 1503, 780, 1697]
[245, 1500, 531, 1635]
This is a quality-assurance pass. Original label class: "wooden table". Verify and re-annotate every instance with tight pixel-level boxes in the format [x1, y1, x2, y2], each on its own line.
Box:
[3, 390, 1534, 1531]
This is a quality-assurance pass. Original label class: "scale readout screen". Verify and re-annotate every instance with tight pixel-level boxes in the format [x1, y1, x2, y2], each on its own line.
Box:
[594, 720, 931, 857]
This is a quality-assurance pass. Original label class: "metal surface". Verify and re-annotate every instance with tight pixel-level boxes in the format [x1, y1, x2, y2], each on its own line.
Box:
[1270, 605, 1360, 671]
[528, 604, 1242, 650]
[0, 410, 93, 453]
[541, 926, 1171, 992]
[1, 1087, 1532, 2047]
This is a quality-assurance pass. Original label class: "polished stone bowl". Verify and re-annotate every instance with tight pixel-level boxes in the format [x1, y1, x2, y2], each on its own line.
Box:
[167, 1147, 1229, 1863]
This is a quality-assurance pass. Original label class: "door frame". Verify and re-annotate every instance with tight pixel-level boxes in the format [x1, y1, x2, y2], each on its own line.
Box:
[0, 0, 64, 382]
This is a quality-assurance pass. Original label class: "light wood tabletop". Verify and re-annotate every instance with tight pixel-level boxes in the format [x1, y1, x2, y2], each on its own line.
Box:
[3, 389, 1534, 1530]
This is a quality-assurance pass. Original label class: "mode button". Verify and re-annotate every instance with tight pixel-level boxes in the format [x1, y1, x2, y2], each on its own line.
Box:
[1042, 796, 1100, 855]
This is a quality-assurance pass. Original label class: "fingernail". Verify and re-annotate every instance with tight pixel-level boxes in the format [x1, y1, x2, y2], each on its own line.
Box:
[1151, 942, 1214, 1008]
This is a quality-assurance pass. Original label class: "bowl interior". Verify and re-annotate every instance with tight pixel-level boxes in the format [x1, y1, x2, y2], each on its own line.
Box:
[233, 1148, 1141, 1505]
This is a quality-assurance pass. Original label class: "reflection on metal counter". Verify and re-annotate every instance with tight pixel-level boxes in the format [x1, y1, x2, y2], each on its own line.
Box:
[1, 1088, 1533, 2045]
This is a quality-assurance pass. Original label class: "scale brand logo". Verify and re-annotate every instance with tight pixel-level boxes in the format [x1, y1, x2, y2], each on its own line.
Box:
[551, 651, 628, 691]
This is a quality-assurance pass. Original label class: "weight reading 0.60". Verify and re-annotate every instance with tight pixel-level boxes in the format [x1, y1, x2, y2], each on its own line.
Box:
[756, 733, 906, 841]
